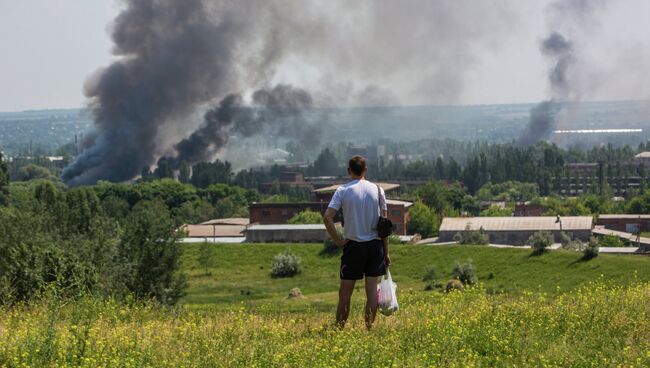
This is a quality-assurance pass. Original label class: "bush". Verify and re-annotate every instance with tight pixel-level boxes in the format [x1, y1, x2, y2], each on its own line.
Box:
[446, 279, 464, 292]
[271, 252, 302, 278]
[452, 259, 477, 285]
[560, 232, 584, 251]
[287, 209, 323, 224]
[422, 265, 437, 291]
[583, 237, 600, 260]
[453, 225, 489, 245]
[599, 235, 626, 247]
[526, 231, 554, 254]
[321, 229, 344, 256]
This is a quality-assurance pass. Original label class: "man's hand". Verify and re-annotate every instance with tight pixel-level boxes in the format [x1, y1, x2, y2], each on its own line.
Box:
[384, 253, 391, 267]
[336, 238, 349, 248]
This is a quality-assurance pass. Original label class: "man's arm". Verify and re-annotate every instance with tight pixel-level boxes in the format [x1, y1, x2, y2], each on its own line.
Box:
[323, 208, 347, 248]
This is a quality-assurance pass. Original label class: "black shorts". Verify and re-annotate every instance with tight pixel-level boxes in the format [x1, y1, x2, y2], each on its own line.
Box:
[340, 239, 386, 280]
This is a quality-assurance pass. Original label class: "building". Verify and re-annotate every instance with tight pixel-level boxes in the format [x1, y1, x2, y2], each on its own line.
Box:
[438, 216, 593, 245]
[514, 203, 545, 217]
[199, 217, 250, 226]
[596, 214, 650, 234]
[249, 202, 330, 225]
[312, 182, 401, 202]
[259, 171, 314, 193]
[634, 152, 650, 165]
[347, 145, 385, 165]
[245, 224, 330, 243]
[248, 192, 412, 235]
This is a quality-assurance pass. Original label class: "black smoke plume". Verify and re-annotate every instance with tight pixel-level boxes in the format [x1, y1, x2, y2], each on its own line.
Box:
[62, 0, 253, 186]
[519, 0, 604, 146]
[519, 32, 574, 146]
[169, 85, 317, 166]
[63, 0, 520, 184]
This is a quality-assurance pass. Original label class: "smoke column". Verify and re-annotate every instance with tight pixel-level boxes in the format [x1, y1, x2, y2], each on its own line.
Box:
[170, 85, 316, 166]
[63, 0, 519, 185]
[519, 0, 604, 146]
[519, 32, 574, 146]
[62, 0, 261, 186]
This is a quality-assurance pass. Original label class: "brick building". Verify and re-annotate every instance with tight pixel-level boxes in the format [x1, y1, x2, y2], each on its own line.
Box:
[514, 203, 545, 216]
[249, 202, 330, 225]
[596, 214, 650, 234]
[248, 195, 412, 235]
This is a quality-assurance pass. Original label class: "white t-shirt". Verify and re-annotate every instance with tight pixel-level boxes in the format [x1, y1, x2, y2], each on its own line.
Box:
[327, 179, 388, 242]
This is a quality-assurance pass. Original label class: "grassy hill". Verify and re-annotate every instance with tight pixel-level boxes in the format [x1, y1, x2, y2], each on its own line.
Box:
[180, 243, 650, 310]
[2, 243, 649, 367]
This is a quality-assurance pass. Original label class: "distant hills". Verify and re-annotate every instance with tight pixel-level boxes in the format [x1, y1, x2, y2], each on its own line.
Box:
[1, 100, 648, 155]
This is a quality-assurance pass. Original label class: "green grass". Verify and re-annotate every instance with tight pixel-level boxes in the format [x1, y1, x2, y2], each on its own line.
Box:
[641, 231, 650, 238]
[180, 243, 650, 310]
[3, 282, 649, 367]
[2, 243, 650, 367]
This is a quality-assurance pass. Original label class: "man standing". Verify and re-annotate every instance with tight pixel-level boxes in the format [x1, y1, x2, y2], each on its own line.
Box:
[323, 155, 391, 330]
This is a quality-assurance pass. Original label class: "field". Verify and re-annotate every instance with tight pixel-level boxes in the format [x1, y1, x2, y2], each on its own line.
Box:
[1, 244, 650, 367]
[181, 243, 650, 310]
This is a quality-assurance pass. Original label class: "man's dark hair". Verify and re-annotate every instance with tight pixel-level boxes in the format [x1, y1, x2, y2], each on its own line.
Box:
[348, 155, 366, 176]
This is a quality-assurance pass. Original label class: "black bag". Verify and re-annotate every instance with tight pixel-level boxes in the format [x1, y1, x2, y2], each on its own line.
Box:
[376, 184, 393, 239]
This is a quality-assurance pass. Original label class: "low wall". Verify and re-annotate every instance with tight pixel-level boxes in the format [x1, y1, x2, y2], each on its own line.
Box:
[246, 229, 329, 243]
[439, 230, 592, 246]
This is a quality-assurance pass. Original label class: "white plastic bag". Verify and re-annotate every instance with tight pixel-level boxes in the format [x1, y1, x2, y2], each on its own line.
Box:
[377, 268, 399, 316]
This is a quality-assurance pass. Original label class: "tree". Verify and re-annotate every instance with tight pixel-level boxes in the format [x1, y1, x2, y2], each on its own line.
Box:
[197, 242, 216, 275]
[0, 152, 8, 206]
[627, 190, 650, 214]
[407, 201, 438, 238]
[190, 160, 232, 188]
[313, 148, 341, 176]
[416, 181, 449, 214]
[118, 200, 187, 305]
[288, 209, 323, 224]
[18, 164, 54, 181]
[526, 231, 554, 254]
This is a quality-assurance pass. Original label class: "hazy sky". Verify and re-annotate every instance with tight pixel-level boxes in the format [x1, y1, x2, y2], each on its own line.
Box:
[0, 0, 649, 112]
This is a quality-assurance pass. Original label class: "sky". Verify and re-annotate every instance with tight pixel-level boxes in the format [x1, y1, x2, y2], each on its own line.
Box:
[0, 0, 649, 112]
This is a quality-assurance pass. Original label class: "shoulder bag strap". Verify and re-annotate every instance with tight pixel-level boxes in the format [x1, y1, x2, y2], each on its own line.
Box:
[376, 183, 383, 216]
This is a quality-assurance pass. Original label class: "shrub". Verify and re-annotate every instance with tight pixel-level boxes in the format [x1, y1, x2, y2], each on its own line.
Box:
[453, 225, 489, 245]
[599, 235, 626, 247]
[271, 252, 302, 278]
[446, 279, 464, 292]
[560, 232, 585, 251]
[321, 229, 344, 256]
[422, 265, 437, 291]
[582, 237, 600, 260]
[452, 259, 477, 285]
[287, 209, 323, 224]
[526, 231, 554, 254]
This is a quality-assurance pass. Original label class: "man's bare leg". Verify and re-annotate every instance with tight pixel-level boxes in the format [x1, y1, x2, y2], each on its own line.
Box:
[336, 279, 356, 329]
[364, 276, 379, 330]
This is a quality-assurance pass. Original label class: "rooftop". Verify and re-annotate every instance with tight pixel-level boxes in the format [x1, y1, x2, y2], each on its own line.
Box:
[180, 224, 246, 237]
[598, 214, 650, 220]
[386, 199, 413, 208]
[439, 216, 593, 232]
[247, 224, 326, 231]
[313, 182, 400, 193]
[200, 217, 250, 226]
[634, 152, 650, 158]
